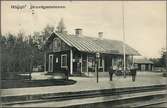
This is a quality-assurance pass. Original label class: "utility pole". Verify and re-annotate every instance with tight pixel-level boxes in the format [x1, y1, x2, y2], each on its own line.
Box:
[166, 51, 167, 74]
[166, 26, 167, 74]
[122, 1, 126, 78]
[166, 18, 167, 74]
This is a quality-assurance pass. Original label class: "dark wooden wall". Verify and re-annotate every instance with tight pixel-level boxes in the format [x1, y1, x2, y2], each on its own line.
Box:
[48, 50, 70, 73]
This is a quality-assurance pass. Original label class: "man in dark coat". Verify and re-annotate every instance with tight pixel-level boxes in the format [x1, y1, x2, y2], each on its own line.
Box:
[130, 65, 137, 82]
[109, 66, 114, 81]
[64, 66, 69, 80]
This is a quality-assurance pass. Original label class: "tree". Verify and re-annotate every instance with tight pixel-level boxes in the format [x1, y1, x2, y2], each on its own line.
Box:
[17, 31, 24, 41]
[159, 48, 166, 67]
[150, 48, 166, 68]
[56, 18, 66, 33]
[0, 35, 7, 47]
[41, 25, 55, 41]
[1, 22, 66, 79]
[7, 33, 16, 47]
[0, 35, 8, 74]
[6, 34, 16, 72]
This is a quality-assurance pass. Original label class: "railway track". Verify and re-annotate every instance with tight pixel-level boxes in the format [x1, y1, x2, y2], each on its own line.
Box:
[2, 84, 167, 107]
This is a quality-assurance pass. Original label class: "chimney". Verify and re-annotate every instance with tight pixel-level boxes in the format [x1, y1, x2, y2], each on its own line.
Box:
[98, 32, 103, 39]
[75, 28, 82, 36]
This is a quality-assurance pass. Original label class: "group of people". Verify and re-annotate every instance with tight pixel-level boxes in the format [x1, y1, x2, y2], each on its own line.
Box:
[64, 65, 137, 82]
[109, 65, 137, 82]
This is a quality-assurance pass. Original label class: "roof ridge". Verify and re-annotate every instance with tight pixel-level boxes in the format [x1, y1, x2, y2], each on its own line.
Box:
[61, 32, 123, 42]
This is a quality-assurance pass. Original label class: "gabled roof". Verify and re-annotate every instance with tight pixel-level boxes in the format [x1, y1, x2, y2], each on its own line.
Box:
[47, 32, 140, 56]
[134, 58, 153, 64]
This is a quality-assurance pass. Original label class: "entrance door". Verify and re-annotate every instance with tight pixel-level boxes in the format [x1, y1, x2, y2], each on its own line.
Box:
[73, 61, 81, 75]
[49, 54, 53, 72]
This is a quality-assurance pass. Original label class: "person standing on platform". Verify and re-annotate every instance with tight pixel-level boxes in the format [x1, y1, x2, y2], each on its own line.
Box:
[64, 66, 69, 80]
[130, 65, 137, 82]
[109, 66, 114, 81]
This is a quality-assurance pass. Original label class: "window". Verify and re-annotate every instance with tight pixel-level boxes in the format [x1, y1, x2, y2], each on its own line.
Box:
[49, 43, 53, 50]
[53, 38, 61, 52]
[53, 39, 59, 51]
[54, 39, 58, 49]
[61, 54, 67, 68]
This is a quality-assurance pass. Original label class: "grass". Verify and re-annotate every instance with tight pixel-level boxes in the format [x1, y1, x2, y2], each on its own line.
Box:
[1, 79, 77, 89]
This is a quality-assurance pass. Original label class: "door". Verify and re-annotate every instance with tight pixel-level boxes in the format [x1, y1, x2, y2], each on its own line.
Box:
[73, 60, 81, 74]
[49, 54, 53, 72]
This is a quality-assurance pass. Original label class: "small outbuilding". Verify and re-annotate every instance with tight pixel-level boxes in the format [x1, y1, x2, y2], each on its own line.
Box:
[134, 58, 153, 71]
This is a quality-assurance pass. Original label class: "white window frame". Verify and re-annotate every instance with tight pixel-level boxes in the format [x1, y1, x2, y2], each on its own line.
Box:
[49, 54, 53, 72]
[61, 54, 68, 68]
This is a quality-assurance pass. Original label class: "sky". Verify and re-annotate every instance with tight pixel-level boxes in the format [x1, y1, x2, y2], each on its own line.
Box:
[1, 1, 166, 58]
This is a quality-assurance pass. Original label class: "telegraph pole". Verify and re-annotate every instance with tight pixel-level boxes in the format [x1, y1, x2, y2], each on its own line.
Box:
[122, 1, 126, 78]
[166, 51, 167, 74]
[166, 21, 167, 74]
[166, 10, 167, 74]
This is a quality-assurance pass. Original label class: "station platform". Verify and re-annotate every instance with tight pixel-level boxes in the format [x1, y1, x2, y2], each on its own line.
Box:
[1, 72, 166, 97]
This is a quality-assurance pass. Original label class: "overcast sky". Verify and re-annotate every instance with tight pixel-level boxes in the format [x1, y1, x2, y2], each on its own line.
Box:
[1, 1, 166, 58]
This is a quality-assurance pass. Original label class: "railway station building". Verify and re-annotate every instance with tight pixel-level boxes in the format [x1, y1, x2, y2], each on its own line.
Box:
[44, 29, 140, 76]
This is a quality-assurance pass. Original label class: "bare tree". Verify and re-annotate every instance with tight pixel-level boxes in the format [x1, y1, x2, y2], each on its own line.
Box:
[56, 18, 66, 33]
[41, 25, 55, 41]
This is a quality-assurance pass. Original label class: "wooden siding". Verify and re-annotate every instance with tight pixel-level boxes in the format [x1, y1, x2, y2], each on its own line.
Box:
[48, 50, 70, 73]
[46, 33, 134, 75]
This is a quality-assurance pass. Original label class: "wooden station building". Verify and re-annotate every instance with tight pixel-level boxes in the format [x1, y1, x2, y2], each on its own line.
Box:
[44, 29, 140, 76]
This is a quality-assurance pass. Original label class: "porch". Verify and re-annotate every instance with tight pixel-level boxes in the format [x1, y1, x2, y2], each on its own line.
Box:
[70, 50, 134, 76]
[47, 49, 134, 76]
